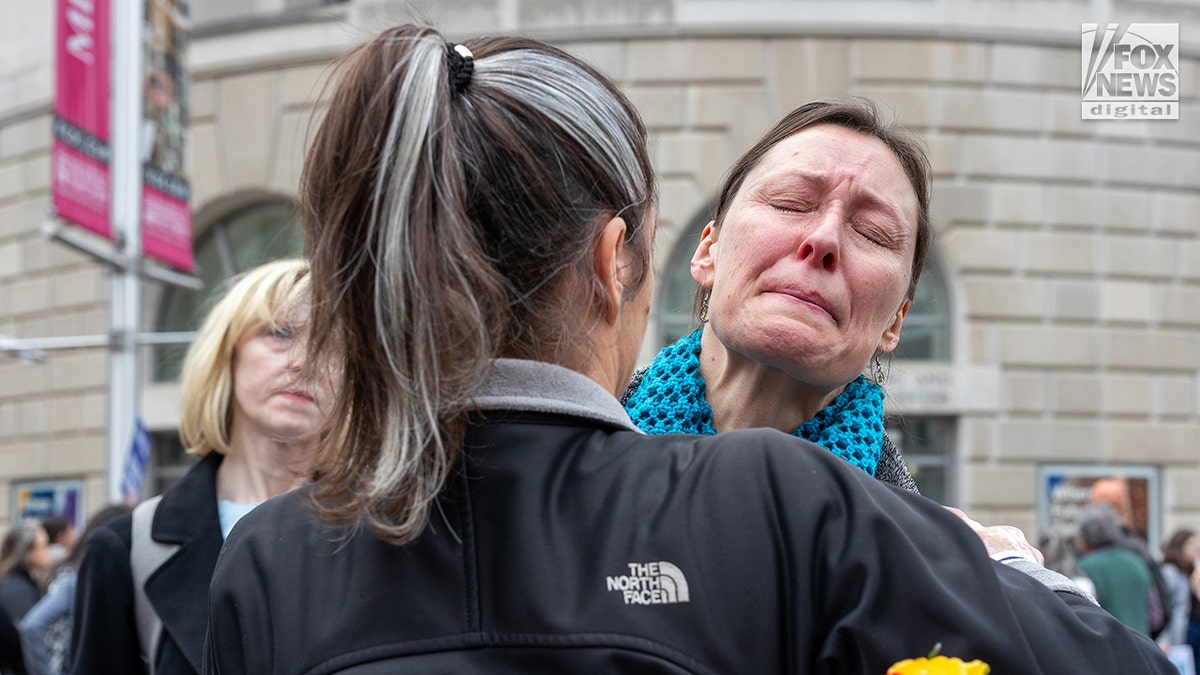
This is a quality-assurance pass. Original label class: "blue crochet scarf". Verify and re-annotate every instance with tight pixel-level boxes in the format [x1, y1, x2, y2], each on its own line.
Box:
[623, 329, 884, 476]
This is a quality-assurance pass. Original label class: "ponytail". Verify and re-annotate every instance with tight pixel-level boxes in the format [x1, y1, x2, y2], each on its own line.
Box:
[303, 25, 654, 544]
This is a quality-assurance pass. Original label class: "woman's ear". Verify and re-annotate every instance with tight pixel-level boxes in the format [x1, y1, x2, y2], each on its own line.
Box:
[877, 298, 911, 353]
[690, 221, 718, 289]
[593, 215, 629, 323]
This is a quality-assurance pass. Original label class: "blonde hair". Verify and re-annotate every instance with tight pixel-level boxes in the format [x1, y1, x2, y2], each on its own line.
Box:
[178, 258, 311, 457]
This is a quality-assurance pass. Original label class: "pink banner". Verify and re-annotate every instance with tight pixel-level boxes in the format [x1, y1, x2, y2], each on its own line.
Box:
[141, 0, 193, 272]
[142, 184, 193, 270]
[52, 143, 110, 236]
[52, 0, 112, 239]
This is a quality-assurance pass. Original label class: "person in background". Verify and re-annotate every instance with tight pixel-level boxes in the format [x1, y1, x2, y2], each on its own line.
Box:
[1077, 502, 1155, 635]
[1090, 478, 1136, 528]
[70, 259, 336, 675]
[1191, 554, 1200, 675]
[1089, 477, 1174, 639]
[1159, 529, 1195, 649]
[622, 99, 921, 491]
[20, 505, 131, 675]
[1160, 528, 1200, 674]
[204, 23, 1172, 674]
[1038, 523, 1098, 598]
[36, 519, 73, 571]
[0, 522, 52, 622]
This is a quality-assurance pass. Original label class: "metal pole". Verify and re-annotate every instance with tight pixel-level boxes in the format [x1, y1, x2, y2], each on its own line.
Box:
[107, 0, 144, 503]
[0, 331, 197, 354]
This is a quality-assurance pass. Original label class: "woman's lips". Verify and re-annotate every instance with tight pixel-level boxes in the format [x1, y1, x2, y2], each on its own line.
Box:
[280, 390, 315, 404]
[770, 287, 836, 320]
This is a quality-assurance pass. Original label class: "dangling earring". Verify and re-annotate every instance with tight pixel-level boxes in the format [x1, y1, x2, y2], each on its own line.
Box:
[699, 291, 710, 323]
[873, 354, 886, 385]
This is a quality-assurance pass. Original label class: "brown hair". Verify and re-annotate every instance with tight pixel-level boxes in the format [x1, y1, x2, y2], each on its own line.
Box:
[1162, 528, 1195, 576]
[710, 98, 933, 301]
[302, 25, 655, 544]
[0, 520, 45, 580]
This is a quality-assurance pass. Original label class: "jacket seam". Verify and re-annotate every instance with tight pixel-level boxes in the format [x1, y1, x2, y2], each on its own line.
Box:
[458, 461, 481, 634]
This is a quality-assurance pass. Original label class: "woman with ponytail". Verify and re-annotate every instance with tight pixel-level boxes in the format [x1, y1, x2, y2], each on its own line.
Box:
[204, 23, 1174, 675]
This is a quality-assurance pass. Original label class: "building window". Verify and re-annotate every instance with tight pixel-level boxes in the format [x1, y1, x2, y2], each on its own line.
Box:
[658, 235, 703, 345]
[887, 416, 957, 505]
[656, 208, 714, 346]
[895, 259, 951, 361]
[891, 256, 954, 501]
[148, 430, 190, 495]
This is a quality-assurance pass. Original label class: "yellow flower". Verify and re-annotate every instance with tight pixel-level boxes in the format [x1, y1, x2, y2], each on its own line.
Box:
[887, 655, 991, 675]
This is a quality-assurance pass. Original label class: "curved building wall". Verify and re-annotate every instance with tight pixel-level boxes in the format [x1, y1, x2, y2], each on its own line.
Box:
[0, 0, 1197, 541]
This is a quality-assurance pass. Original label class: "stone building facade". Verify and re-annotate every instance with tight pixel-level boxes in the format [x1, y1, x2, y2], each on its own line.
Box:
[1, 0, 1198, 545]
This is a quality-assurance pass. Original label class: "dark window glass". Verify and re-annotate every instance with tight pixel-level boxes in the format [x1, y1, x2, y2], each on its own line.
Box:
[895, 262, 950, 361]
[659, 239, 702, 345]
[887, 416, 956, 505]
[147, 430, 195, 496]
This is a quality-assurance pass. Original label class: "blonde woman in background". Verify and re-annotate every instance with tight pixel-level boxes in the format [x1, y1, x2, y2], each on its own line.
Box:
[70, 259, 336, 675]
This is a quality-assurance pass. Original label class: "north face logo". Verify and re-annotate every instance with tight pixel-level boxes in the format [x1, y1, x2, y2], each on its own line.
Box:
[605, 561, 690, 605]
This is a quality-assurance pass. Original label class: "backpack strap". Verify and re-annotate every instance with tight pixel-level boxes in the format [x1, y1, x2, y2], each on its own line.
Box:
[130, 495, 179, 675]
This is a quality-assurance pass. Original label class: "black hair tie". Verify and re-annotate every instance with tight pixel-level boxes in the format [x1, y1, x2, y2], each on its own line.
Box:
[447, 43, 474, 94]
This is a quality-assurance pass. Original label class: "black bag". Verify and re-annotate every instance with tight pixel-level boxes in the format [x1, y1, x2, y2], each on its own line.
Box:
[1121, 532, 1173, 639]
[1146, 563, 1172, 639]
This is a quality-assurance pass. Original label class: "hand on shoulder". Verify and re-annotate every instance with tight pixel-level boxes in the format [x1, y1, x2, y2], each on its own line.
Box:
[945, 506, 1045, 565]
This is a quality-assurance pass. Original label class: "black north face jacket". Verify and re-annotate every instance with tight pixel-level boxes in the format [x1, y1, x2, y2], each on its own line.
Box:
[204, 360, 1173, 675]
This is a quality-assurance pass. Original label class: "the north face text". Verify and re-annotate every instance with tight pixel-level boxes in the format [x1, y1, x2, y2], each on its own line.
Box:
[605, 561, 690, 605]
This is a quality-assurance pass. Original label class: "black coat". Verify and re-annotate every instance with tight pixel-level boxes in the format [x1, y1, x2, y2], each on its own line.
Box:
[0, 572, 41, 622]
[205, 360, 1174, 674]
[0, 602, 26, 675]
[71, 453, 224, 675]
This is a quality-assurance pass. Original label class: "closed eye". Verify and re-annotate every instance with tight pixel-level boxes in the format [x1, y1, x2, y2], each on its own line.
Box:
[850, 217, 903, 248]
[770, 200, 816, 214]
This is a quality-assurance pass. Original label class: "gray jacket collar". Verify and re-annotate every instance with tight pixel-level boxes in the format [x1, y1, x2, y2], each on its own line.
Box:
[474, 359, 642, 433]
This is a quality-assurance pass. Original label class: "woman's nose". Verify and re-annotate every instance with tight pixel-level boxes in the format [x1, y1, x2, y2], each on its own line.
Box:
[796, 208, 841, 272]
[285, 341, 307, 371]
